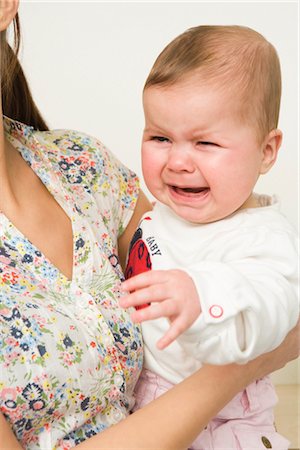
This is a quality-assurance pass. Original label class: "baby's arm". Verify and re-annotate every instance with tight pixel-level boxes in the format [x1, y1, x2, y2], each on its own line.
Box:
[121, 269, 201, 349]
[184, 257, 299, 364]
[180, 229, 299, 363]
[122, 228, 299, 363]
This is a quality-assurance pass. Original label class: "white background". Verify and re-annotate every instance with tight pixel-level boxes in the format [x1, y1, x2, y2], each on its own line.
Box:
[17, 1, 298, 382]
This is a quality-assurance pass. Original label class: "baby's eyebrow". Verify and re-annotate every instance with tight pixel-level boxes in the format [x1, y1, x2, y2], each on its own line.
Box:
[144, 126, 166, 134]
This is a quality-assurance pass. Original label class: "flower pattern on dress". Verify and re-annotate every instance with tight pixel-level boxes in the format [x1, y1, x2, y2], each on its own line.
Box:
[0, 117, 143, 449]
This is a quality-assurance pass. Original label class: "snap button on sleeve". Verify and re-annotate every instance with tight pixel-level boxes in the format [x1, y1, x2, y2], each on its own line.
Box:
[208, 304, 223, 318]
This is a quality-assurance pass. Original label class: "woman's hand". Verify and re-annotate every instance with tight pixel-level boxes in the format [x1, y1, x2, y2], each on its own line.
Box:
[245, 315, 300, 381]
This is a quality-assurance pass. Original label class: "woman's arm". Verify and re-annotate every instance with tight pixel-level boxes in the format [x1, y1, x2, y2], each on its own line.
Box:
[77, 316, 300, 450]
[118, 190, 152, 271]
[2, 318, 299, 450]
[0, 414, 23, 450]
[78, 364, 257, 450]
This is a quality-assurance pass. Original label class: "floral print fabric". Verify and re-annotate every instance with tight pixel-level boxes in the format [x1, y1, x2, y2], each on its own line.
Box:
[0, 117, 143, 449]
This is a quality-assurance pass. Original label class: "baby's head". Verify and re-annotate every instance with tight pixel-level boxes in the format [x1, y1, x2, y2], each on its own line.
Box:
[141, 25, 283, 223]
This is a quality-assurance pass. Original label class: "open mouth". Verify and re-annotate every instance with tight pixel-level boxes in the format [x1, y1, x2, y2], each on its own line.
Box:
[171, 186, 210, 196]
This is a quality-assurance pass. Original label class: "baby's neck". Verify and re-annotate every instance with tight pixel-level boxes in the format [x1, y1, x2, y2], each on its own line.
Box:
[239, 193, 261, 210]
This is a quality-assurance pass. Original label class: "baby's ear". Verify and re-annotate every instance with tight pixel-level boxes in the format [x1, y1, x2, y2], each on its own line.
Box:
[260, 129, 282, 174]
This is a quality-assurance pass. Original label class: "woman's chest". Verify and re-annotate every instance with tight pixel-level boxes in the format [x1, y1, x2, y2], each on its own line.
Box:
[0, 262, 143, 446]
[0, 219, 142, 374]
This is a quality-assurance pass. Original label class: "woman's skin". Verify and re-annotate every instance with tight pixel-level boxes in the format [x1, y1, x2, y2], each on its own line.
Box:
[0, 1, 299, 449]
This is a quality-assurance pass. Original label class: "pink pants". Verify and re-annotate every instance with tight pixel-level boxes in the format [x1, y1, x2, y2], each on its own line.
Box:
[132, 369, 290, 450]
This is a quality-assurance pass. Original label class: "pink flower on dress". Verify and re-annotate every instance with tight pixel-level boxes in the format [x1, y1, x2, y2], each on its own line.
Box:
[62, 352, 73, 366]
[5, 337, 16, 346]
[1, 387, 17, 402]
[0, 307, 11, 317]
[0, 256, 11, 265]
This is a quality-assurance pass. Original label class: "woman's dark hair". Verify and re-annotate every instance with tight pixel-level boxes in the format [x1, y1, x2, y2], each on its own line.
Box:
[1, 13, 48, 130]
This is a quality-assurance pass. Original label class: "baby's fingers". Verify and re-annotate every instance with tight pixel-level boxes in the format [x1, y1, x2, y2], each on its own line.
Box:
[119, 290, 149, 309]
[130, 300, 175, 324]
[156, 317, 187, 350]
[122, 270, 168, 292]
[120, 283, 169, 309]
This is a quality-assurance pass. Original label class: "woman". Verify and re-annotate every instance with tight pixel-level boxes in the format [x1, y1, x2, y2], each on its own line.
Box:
[1, 2, 299, 449]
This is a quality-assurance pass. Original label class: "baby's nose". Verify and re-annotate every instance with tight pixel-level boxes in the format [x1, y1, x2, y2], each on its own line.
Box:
[166, 145, 195, 172]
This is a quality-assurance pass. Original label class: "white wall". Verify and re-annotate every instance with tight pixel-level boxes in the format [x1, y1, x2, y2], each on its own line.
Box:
[18, 1, 298, 383]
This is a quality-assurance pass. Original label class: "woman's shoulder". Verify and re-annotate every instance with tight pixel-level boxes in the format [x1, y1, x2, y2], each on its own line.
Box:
[4, 117, 139, 203]
[4, 116, 112, 166]
[37, 128, 138, 191]
[37, 128, 112, 165]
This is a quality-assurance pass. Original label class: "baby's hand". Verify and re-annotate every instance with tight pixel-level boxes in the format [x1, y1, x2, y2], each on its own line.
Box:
[120, 269, 201, 350]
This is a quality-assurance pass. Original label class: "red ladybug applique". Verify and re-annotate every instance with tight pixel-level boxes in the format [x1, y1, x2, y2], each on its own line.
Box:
[125, 222, 152, 309]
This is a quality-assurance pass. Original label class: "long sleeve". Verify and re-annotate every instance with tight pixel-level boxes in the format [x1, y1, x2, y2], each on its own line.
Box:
[183, 226, 299, 364]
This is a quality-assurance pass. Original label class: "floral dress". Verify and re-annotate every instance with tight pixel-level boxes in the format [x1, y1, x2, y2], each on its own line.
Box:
[0, 117, 143, 449]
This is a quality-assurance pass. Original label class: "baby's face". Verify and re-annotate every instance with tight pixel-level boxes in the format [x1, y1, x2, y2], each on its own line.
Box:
[141, 81, 271, 224]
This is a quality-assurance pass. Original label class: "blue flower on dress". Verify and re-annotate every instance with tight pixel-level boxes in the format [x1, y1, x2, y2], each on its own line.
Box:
[15, 418, 26, 429]
[12, 308, 21, 319]
[10, 326, 23, 339]
[120, 327, 130, 338]
[85, 429, 97, 438]
[37, 345, 47, 356]
[75, 238, 85, 250]
[130, 341, 138, 351]
[0, 307, 20, 322]
[63, 335, 73, 348]
[113, 332, 124, 344]
[40, 265, 58, 281]
[67, 174, 83, 184]
[80, 397, 90, 411]
[59, 159, 73, 171]
[23, 317, 31, 328]
[70, 143, 84, 152]
[22, 383, 43, 401]
[22, 254, 34, 264]
[20, 342, 30, 352]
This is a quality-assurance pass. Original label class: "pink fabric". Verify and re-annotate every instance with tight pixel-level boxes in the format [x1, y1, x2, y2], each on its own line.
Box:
[132, 369, 290, 450]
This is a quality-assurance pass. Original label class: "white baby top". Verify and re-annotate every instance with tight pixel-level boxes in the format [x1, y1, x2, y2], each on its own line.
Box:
[125, 198, 299, 384]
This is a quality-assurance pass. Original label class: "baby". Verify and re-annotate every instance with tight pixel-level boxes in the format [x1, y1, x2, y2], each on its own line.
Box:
[121, 25, 299, 449]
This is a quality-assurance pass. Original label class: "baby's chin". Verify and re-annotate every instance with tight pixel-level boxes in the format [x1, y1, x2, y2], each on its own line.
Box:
[162, 201, 242, 225]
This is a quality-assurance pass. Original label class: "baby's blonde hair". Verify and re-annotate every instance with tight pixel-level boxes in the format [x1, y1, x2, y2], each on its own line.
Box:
[144, 25, 281, 142]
